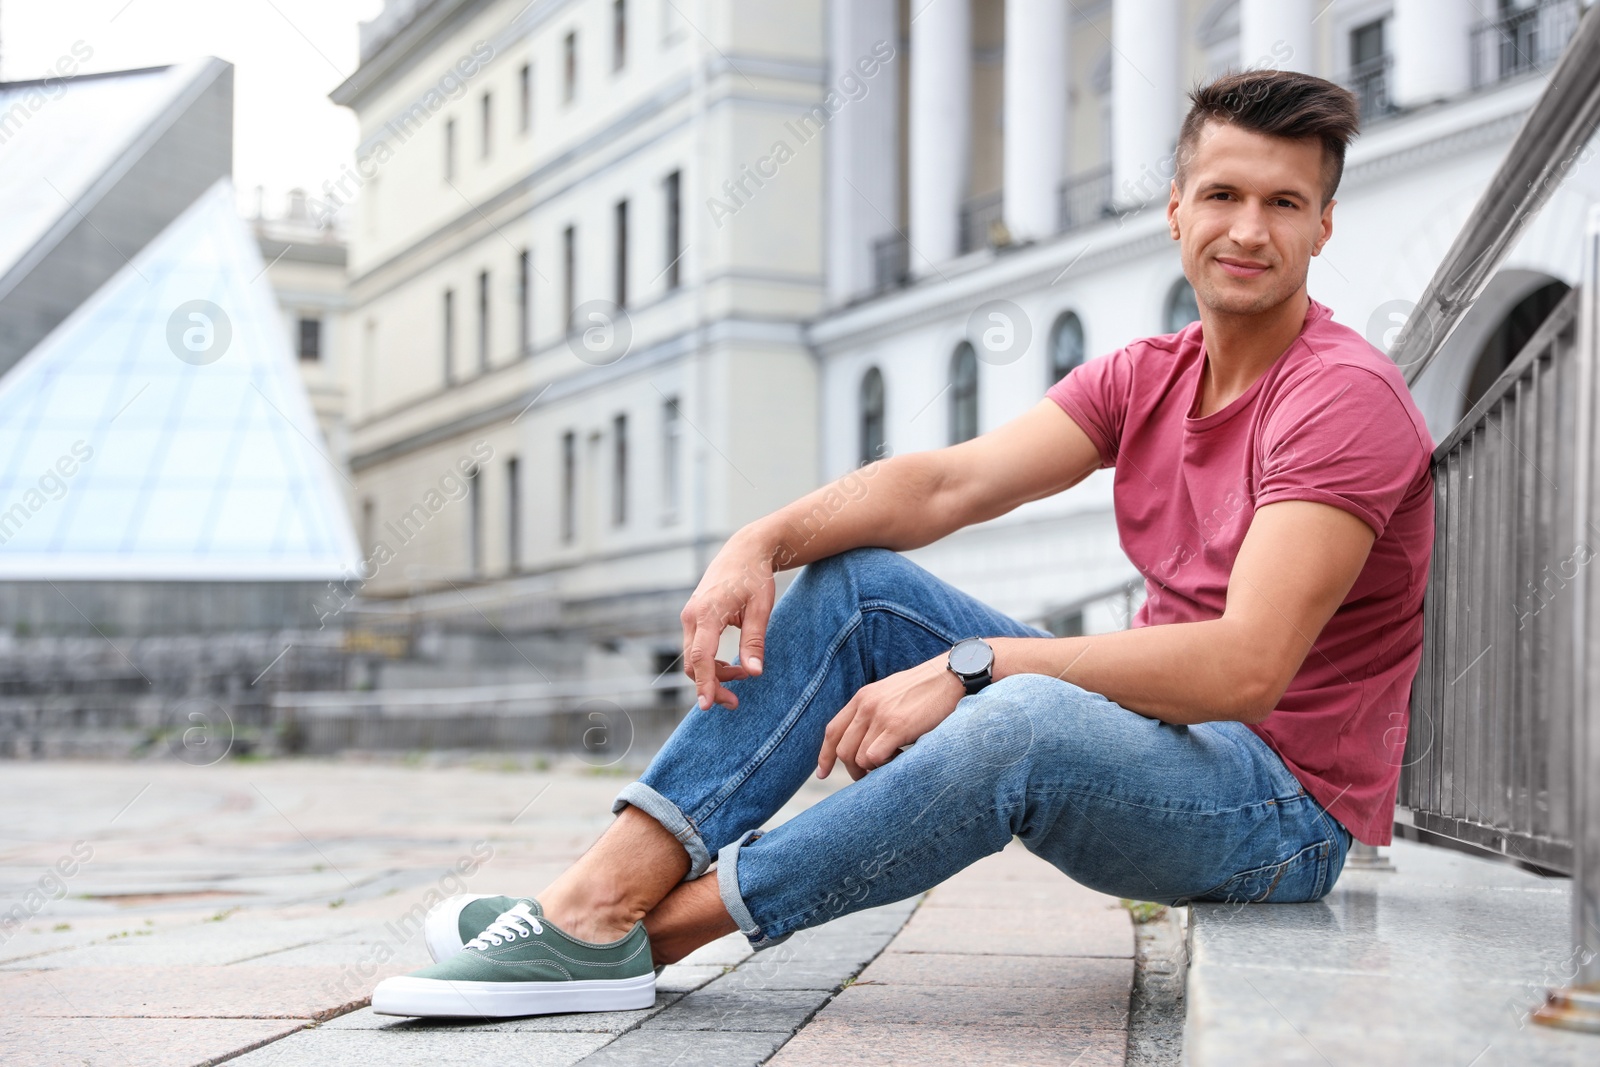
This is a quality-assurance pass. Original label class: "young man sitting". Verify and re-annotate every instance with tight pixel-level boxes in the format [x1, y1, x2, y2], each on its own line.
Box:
[372, 69, 1434, 1021]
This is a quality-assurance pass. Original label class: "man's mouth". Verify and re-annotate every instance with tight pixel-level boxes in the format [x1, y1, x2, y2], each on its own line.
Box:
[1214, 257, 1270, 279]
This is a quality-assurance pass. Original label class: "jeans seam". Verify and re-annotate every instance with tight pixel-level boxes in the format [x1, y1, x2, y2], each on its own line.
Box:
[688, 609, 865, 833]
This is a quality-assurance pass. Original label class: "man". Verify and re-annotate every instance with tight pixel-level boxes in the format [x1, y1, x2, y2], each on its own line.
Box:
[372, 69, 1434, 1020]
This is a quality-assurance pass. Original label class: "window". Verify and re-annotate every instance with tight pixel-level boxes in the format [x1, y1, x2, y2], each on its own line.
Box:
[480, 92, 492, 158]
[612, 412, 629, 526]
[662, 170, 682, 290]
[1047, 311, 1085, 385]
[613, 0, 627, 71]
[615, 199, 629, 308]
[296, 316, 322, 362]
[362, 319, 376, 410]
[442, 289, 456, 385]
[519, 63, 532, 132]
[561, 430, 577, 543]
[949, 343, 978, 445]
[1164, 278, 1201, 334]
[444, 117, 456, 180]
[859, 367, 885, 466]
[506, 456, 522, 571]
[563, 31, 577, 102]
[1351, 18, 1384, 67]
[360, 498, 376, 558]
[467, 464, 482, 576]
[661, 395, 681, 522]
[563, 225, 576, 329]
[517, 249, 531, 355]
[477, 270, 490, 370]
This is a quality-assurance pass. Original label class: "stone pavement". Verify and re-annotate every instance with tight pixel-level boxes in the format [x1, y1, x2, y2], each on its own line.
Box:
[1185, 838, 1598, 1066]
[0, 757, 1136, 1066]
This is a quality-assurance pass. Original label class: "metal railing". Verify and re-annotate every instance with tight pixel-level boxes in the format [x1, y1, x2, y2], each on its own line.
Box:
[1057, 164, 1113, 235]
[1401, 288, 1581, 874]
[872, 232, 910, 293]
[1471, 0, 1583, 89]
[1345, 54, 1396, 124]
[958, 190, 1005, 254]
[1390, 2, 1600, 1028]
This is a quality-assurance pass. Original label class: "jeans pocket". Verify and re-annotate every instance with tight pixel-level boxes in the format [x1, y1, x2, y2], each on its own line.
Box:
[1192, 839, 1333, 904]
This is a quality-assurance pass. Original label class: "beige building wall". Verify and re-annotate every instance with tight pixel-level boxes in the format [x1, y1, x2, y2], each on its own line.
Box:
[330, 0, 824, 667]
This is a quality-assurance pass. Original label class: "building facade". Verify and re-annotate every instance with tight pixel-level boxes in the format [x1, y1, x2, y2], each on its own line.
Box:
[330, 0, 1599, 678]
[330, 0, 828, 678]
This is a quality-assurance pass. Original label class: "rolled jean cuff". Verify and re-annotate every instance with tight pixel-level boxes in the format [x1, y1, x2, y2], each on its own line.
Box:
[611, 782, 713, 881]
[716, 828, 795, 951]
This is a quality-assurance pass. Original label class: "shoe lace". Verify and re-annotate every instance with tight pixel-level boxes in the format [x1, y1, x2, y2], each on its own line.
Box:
[465, 901, 543, 950]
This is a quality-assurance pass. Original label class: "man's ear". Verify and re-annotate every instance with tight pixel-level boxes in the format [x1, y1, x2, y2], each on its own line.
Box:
[1167, 181, 1181, 241]
[1313, 197, 1336, 256]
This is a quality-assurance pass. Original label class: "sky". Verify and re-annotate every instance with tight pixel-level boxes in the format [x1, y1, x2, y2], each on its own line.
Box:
[1, 0, 385, 220]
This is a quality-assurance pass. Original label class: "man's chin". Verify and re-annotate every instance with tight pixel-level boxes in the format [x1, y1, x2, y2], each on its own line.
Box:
[1195, 283, 1294, 319]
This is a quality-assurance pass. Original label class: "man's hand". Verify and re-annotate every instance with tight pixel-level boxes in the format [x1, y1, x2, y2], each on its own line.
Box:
[817, 654, 968, 781]
[679, 533, 776, 711]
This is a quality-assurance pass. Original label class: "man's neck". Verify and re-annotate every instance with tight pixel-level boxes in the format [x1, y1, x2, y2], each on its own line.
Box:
[1194, 289, 1312, 417]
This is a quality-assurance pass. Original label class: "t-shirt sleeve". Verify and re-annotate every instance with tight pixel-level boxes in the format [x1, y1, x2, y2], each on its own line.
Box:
[1254, 366, 1430, 539]
[1046, 346, 1135, 469]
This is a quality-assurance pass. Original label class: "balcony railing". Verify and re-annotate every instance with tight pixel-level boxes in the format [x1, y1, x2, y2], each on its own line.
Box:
[1058, 164, 1114, 235]
[958, 191, 1005, 254]
[1345, 54, 1396, 123]
[1391, 1, 1600, 1028]
[871, 232, 910, 293]
[1471, 0, 1582, 89]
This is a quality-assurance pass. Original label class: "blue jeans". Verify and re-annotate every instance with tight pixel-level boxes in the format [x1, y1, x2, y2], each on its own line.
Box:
[614, 548, 1352, 950]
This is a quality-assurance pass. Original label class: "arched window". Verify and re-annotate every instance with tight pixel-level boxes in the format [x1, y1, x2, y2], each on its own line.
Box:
[1164, 278, 1201, 334]
[858, 366, 886, 466]
[1047, 311, 1085, 386]
[949, 343, 979, 445]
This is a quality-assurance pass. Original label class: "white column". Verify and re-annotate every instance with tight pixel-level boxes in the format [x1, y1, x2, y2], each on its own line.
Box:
[1391, 0, 1473, 107]
[827, 0, 900, 303]
[1239, 0, 1314, 74]
[1111, 0, 1179, 212]
[1003, 0, 1069, 242]
[910, 0, 970, 272]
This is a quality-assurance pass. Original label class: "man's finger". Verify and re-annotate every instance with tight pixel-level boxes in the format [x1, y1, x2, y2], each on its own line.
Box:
[685, 611, 724, 710]
[832, 704, 873, 780]
[818, 702, 856, 779]
[738, 580, 774, 676]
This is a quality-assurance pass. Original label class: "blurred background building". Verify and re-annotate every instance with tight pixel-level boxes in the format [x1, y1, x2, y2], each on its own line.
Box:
[1, 0, 1597, 757]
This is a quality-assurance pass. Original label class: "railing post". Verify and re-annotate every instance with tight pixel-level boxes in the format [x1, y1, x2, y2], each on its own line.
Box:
[1344, 842, 1395, 872]
[1534, 203, 1600, 1034]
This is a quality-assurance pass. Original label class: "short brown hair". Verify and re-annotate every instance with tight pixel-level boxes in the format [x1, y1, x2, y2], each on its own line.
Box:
[1175, 70, 1361, 204]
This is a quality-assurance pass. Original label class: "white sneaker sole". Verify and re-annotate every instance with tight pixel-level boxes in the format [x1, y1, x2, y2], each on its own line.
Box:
[423, 894, 496, 963]
[371, 973, 656, 1018]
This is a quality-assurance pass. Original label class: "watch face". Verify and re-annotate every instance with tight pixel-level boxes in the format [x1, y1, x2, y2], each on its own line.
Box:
[949, 638, 992, 675]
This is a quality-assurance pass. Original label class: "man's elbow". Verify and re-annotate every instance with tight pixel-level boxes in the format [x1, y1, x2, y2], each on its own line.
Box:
[1228, 669, 1286, 725]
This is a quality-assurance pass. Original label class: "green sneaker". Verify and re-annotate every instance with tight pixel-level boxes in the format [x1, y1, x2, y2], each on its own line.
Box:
[423, 895, 529, 962]
[374, 900, 656, 1018]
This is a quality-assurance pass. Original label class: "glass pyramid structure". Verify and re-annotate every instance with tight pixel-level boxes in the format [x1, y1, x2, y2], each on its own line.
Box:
[0, 62, 206, 292]
[0, 180, 360, 580]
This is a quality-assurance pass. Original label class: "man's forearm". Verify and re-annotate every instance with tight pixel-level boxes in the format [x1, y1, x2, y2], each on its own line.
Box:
[736, 454, 964, 572]
[989, 620, 1281, 725]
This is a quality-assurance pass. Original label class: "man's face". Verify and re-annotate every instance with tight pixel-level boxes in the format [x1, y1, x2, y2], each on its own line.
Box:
[1167, 121, 1334, 318]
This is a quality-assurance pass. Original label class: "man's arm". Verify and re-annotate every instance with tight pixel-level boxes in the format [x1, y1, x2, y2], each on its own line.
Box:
[815, 498, 1376, 780]
[679, 399, 1103, 710]
[988, 499, 1376, 723]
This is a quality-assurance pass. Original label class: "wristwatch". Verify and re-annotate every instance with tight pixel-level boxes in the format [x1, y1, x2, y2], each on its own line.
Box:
[947, 637, 995, 695]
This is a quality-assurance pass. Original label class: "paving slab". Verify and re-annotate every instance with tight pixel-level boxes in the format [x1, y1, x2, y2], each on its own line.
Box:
[766, 841, 1135, 1066]
[768, 1019, 1127, 1067]
[224, 1028, 613, 1066]
[1184, 838, 1599, 1066]
[0, 1018, 305, 1067]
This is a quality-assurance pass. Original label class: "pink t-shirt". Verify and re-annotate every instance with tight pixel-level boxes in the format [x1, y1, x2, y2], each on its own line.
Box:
[1046, 298, 1434, 846]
